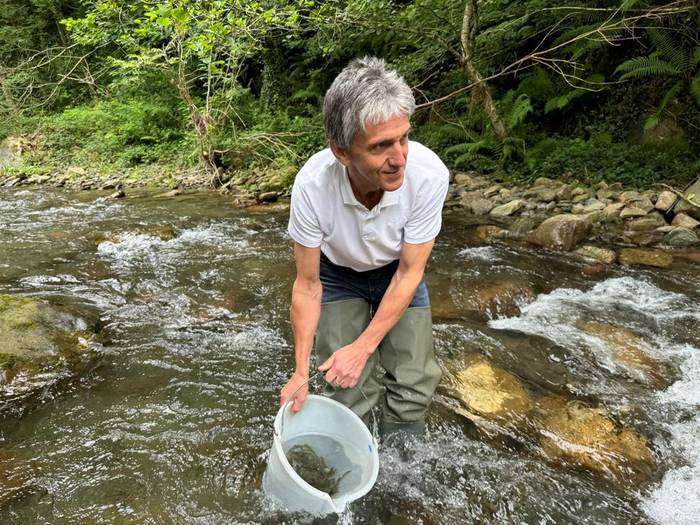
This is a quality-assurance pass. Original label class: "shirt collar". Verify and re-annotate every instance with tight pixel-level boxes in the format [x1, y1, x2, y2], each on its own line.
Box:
[338, 162, 401, 211]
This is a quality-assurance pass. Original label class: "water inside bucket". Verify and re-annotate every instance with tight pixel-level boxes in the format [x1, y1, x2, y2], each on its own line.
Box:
[282, 433, 369, 497]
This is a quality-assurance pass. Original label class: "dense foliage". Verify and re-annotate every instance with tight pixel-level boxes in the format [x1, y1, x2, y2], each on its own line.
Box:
[1, 0, 698, 187]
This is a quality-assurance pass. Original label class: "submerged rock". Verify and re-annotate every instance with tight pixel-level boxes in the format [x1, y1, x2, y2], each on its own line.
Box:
[454, 358, 533, 422]
[474, 225, 508, 241]
[527, 214, 591, 251]
[0, 294, 100, 416]
[462, 278, 536, 321]
[539, 401, 655, 481]
[579, 321, 668, 387]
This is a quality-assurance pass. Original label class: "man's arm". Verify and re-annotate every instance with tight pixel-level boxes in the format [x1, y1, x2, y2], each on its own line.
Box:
[280, 242, 322, 412]
[319, 239, 434, 388]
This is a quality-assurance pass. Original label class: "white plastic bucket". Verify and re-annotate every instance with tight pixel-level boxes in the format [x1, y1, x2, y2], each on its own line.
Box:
[263, 394, 379, 516]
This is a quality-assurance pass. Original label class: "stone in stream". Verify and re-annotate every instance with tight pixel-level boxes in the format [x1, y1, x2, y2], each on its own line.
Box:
[285, 443, 350, 496]
[0, 294, 100, 416]
[474, 225, 508, 241]
[579, 321, 669, 388]
[454, 358, 533, 423]
[538, 400, 655, 482]
[619, 206, 649, 219]
[527, 214, 591, 251]
[619, 248, 673, 268]
[575, 245, 617, 265]
[654, 190, 677, 212]
[490, 199, 524, 217]
[468, 198, 495, 216]
[662, 227, 699, 247]
[603, 202, 625, 219]
[671, 213, 700, 230]
[461, 278, 536, 321]
[626, 212, 666, 231]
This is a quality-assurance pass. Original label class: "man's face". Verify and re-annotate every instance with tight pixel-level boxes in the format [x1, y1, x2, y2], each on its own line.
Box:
[332, 114, 411, 195]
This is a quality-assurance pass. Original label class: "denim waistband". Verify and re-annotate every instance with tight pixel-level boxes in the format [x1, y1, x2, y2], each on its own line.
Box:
[319, 252, 430, 309]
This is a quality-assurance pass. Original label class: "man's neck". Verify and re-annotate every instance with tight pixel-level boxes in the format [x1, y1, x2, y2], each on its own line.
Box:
[347, 172, 383, 210]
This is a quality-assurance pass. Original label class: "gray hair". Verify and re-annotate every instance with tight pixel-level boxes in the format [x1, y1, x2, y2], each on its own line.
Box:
[323, 56, 415, 149]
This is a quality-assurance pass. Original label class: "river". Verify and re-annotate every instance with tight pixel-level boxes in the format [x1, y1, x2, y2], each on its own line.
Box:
[1, 187, 698, 524]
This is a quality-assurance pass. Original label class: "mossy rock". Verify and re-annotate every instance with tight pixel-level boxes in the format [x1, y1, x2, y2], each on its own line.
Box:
[0, 294, 100, 416]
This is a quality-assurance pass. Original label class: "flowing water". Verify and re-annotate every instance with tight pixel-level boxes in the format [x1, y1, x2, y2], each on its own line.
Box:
[0, 187, 698, 524]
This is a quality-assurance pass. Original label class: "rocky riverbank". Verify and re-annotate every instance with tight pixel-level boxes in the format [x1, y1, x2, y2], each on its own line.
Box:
[441, 171, 700, 267]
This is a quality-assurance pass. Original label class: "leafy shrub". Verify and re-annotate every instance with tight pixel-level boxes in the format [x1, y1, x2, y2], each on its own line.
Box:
[527, 134, 699, 186]
[32, 97, 189, 168]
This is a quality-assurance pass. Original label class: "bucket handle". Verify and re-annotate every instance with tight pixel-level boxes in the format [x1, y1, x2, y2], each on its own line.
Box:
[277, 372, 379, 443]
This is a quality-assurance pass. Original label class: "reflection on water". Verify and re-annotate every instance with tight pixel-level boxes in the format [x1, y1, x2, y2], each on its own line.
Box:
[0, 187, 698, 524]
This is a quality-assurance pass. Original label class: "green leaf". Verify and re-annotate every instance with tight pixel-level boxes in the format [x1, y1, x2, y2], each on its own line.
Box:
[643, 115, 659, 131]
[156, 17, 171, 27]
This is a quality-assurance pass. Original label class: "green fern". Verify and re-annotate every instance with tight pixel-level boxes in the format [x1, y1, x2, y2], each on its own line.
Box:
[644, 81, 683, 130]
[615, 54, 680, 80]
[506, 94, 533, 130]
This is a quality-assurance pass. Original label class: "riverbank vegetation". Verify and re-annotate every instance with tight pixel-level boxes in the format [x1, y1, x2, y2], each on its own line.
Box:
[1, 0, 699, 189]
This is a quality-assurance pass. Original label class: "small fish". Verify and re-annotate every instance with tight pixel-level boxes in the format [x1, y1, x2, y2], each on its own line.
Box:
[285, 443, 350, 496]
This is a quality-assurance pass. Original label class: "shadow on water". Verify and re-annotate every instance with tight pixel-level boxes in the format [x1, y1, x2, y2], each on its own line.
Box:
[1, 188, 698, 524]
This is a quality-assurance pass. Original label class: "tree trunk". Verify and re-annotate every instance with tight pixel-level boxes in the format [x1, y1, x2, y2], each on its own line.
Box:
[461, 0, 508, 140]
[174, 40, 220, 186]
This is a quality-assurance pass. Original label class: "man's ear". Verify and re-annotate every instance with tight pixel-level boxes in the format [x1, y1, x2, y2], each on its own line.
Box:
[330, 142, 351, 166]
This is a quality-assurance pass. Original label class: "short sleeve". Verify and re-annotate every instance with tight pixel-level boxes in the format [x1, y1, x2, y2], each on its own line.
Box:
[403, 168, 449, 244]
[288, 181, 323, 247]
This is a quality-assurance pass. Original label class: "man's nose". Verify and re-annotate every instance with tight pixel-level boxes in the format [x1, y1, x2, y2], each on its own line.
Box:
[387, 142, 407, 167]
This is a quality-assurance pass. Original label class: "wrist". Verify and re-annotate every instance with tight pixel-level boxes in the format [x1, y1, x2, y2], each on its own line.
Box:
[355, 337, 376, 357]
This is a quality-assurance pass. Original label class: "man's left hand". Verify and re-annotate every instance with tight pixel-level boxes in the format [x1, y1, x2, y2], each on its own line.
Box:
[318, 343, 372, 389]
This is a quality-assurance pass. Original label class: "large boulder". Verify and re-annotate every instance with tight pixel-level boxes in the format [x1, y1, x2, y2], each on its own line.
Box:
[429, 277, 535, 322]
[0, 294, 99, 416]
[539, 401, 655, 481]
[527, 214, 592, 251]
[579, 321, 669, 387]
[454, 358, 533, 423]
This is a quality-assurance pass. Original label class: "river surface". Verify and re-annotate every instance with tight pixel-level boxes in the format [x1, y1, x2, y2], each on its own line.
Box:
[0, 188, 699, 524]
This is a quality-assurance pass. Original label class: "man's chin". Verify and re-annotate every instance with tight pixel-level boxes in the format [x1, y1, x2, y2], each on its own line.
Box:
[381, 174, 404, 192]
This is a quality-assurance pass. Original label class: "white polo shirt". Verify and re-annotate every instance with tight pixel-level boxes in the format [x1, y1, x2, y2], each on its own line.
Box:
[287, 141, 449, 272]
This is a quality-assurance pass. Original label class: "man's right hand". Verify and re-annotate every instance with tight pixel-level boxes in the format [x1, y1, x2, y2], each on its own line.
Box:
[280, 371, 309, 413]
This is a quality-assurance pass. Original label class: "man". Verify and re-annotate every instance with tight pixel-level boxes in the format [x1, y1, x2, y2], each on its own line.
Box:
[279, 56, 449, 441]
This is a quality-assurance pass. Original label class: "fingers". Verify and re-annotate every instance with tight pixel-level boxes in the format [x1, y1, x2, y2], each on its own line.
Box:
[291, 390, 306, 413]
[318, 354, 334, 372]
